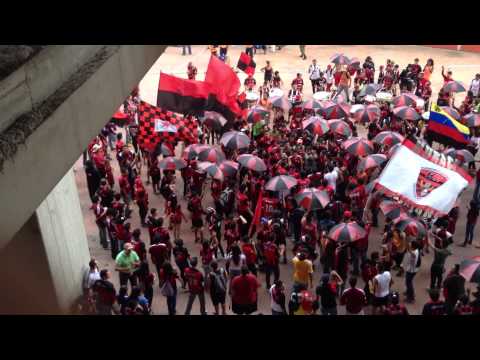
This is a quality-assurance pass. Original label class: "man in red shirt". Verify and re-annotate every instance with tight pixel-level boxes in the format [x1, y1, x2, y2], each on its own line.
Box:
[118, 169, 132, 204]
[91, 196, 109, 249]
[188, 192, 205, 243]
[149, 239, 168, 278]
[291, 73, 304, 92]
[262, 192, 279, 220]
[384, 292, 409, 315]
[184, 257, 207, 315]
[230, 266, 260, 315]
[263, 239, 280, 289]
[340, 277, 367, 315]
[187, 62, 197, 80]
[244, 74, 257, 92]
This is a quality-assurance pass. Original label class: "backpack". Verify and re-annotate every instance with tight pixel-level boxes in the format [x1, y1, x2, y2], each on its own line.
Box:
[210, 269, 227, 294]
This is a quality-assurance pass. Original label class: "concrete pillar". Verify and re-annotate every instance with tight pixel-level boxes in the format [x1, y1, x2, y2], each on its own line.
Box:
[0, 169, 90, 314]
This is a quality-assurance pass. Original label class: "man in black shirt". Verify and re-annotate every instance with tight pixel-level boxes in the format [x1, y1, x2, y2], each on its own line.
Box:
[422, 289, 446, 315]
[93, 269, 117, 315]
[443, 264, 466, 314]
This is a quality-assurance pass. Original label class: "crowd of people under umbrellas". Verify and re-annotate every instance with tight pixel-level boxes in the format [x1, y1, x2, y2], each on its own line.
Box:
[81, 48, 480, 316]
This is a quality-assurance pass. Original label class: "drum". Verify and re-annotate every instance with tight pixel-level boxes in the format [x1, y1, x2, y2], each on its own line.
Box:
[364, 95, 376, 103]
[416, 98, 425, 110]
[313, 91, 331, 101]
[422, 111, 430, 120]
[376, 92, 393, 102]
[269, 88, 284, 99]
[246, 92, 259, 101]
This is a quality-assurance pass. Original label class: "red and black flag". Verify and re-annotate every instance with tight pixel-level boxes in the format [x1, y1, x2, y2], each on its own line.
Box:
[137, 100, 198, 152]
[157, 72, 211, 116]
[205, 55, 242, 123]
[237, 52, 256, 76]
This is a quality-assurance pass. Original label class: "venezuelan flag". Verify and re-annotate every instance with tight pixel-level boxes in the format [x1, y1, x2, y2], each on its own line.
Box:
[426, 103, 470, 149]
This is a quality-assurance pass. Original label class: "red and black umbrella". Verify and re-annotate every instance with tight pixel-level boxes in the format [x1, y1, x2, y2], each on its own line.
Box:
[357, 153, 387, 172]
[394, 217, 426, 238]
[160, 143, 174, 157]
[271, 96, 292, 110]
[393, 106, 420, 121]
[442, 80, 466, 93]
[349, 57, 361, 69]
[237, 154, 267, 172]
[342, 137, 374, 157]
[295, 188, 330, 211]
[441, 106, 461, 121]
[265, 175, 298, 192]
[218, 160, 239, 177]
[247, 105, 269, 123]
[330, 53, 350, 65]
[199, 111, 228, 129]
[323, 102, 351, 119]
[392, 93, 417, 107]
[328, 119, 352, 137]
[302, 99, 322, 111]
[220, 130, 251, 150]
[459, 256, 480, 283]
[158, 157, 187, 170]
[182, 144, 209, 160]
[328, 222, 366, 243]
[464, 113, 480, 128]
[379, 200, 409, 221]
[444, 148, 475, 164]
[373, 131, 405, 147]
[359, 83, 382, 97]
[197, 161, 225, 181]
[302, 116, 330, 136]
[354, 104, 380, 123]
[197, 146, 226, 163]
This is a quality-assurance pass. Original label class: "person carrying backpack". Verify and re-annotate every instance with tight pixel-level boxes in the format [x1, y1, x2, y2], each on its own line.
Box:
[207, 261, 228, 315]
[241, 238, 258, 276]
[263, 239, 280, 289]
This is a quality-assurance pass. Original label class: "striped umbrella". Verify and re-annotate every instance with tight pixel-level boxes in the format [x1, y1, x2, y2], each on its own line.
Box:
[237, 154, 267, 172]
[302, 99, 322, 111]
[464, 113, 480, 128]
[158, 157, 187, 170]
[349, 57, 361, 69]
[379, 200, 409, 221]
[197, 146, 226, 163]
[357, 153, 388, 171]
[444, 148, 475, 164]
[182, 144, 209, 160]
[373, 131, 405, 147]
[302, 116, 330, 136]
[388, 143, 402, 158]
[323, 102, 351, 120]
[442, 80, 466, 93]
[318, 100, 336, 116]
[271, 96, 292, 111]
[355, 104, 380, 123]
[394, 217, 427, 238]
[359, 83, 382, 97]
[342, 137, 374, 157]
[247, 106, 269, 124]
[441, 106, 462, 121]
[328, 222, 366, 243]
[330, 53, 350, 65]
[328, 119, 352, 137]
[295, 188, 330, 211]
[199, 111, 228, 129]
[393, 93, 418, 107]
[220, 131, 251, 150]
[459, 257, 480, 283]
[265, 175, 298, 192]
[197, 162, 224, 181]
[393, 106, 420, 121]
[218, 160, 239, 177]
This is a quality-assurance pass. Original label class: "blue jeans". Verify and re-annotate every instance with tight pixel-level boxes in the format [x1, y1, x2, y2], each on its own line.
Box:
[405, 272, 417, 300]
[166, 288, 177, 315]
[465, 222, 476, 245]
[473, 179, 480, 204]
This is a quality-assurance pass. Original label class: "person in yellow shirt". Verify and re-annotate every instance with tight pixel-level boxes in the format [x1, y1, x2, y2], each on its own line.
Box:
[292, 252, 313, 288]
[392, 229, 407, 276]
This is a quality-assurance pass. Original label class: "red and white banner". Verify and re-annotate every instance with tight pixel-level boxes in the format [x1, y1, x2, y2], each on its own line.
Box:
[376, 138, 473, 217]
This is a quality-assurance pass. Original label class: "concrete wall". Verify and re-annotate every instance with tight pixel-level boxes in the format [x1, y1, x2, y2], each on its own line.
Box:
[0, 45, 168, 248]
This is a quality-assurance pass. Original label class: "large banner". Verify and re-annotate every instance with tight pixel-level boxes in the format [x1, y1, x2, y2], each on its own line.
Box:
[376, 138, 472, 217]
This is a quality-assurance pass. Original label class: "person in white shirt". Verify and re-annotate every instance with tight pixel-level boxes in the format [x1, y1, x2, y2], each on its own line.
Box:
[308, 59, 322, 93]
[270, 280, 287, 315]
[324, 65, 334, 92]
[324, 165, 340, 194]
[83, 259, 101, 295]
[403, 241, 420, 303]
[470, 73, 480, 100]
[372, 262, 393, 314]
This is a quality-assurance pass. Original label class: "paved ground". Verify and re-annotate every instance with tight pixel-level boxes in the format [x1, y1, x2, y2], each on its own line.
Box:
[74, 45, 480, 315]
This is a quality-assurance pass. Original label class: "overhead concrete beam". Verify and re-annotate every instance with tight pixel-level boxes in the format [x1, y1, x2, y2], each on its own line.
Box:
[0, 45, 168, 248]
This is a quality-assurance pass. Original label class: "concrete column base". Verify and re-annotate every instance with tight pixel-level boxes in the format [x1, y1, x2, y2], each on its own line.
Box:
[0, 169, 90, 314]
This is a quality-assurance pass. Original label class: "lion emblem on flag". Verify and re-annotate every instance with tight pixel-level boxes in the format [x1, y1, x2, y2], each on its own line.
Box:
[415, 167, 448, 198]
